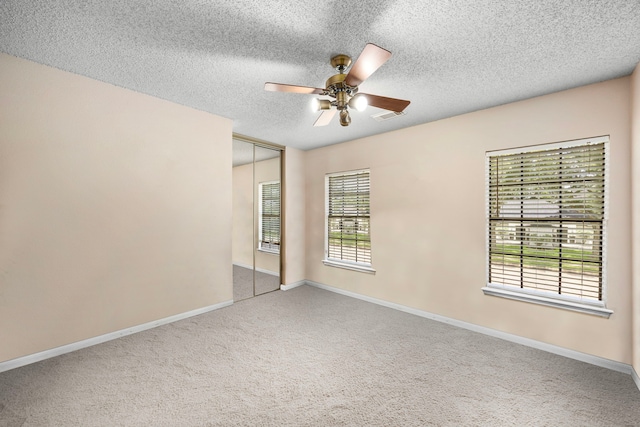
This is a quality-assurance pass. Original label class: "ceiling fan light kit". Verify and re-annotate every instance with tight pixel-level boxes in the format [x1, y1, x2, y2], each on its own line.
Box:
[348, 93, 368, 112]
[265, 43, 410, 127]
[311, 98, 332, 111]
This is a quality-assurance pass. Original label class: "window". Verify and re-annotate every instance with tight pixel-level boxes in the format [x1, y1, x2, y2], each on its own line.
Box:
[324, 169, 375, 273]
[483, 136, 612, 317]
[258, 181, 280, 253]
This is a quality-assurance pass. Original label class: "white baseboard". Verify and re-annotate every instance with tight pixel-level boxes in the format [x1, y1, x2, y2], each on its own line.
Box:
[233, 262, 278, 277]
[280, 280, 305, 291]
[0, 300, 233, 374]
[305, 280, 633, 376]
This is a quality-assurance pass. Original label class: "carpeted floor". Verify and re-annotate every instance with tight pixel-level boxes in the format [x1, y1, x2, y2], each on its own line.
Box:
[233, 264, 280, 301]
[1, 285, 639, 426]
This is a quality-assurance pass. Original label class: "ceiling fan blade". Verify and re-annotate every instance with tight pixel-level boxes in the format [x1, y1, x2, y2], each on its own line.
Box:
[361, 93, 410, 113]
[313, 109, 337, 127]
[344, 44, 392, 87]
[264, 82, 325, 94]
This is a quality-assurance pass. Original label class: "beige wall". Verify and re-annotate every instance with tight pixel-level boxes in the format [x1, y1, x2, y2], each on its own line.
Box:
[283, 147, 306, 285]
[304, 77, 632, 364]
[2, 51, 635, 371]
[632, 62, 640, 375]
[0, 54, 233, 363]
[232, 157, 280, 274]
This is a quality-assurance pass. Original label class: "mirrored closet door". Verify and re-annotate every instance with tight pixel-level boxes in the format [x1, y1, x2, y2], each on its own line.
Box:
[232, 137, 282, 301]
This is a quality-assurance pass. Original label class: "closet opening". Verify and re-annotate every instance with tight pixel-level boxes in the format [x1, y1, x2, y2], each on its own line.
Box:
[232, 135, 284, 301]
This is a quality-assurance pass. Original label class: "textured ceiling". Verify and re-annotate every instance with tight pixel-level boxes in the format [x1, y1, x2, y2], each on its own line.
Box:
[1, 1, 639, 150]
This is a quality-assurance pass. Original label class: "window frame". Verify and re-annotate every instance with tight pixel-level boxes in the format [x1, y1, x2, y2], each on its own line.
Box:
[258, 180, 280, 254]
[482, 136, 612, 318]
[323, 169, 375, 274]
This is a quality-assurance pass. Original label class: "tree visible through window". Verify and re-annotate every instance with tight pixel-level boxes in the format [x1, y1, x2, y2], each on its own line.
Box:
[487, 137, 607, 305]
[325, 170, 372, 267]
[259, 181, 280, 253]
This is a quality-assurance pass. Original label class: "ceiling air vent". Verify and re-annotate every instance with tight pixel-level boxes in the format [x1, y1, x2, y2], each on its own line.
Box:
[371, 111, 406, 122]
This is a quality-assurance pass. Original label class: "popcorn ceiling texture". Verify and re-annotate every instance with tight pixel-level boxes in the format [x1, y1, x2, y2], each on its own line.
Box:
[1, 0, 639, 149]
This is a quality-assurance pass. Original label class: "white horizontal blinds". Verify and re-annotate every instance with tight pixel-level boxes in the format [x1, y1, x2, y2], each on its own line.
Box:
[488, 141, 606, 302]
[327, 171, 371, 264]
[260, 182, 280, 251]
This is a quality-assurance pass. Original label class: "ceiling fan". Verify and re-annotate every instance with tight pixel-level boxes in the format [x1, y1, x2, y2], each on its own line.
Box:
[264, 43, 411, 127]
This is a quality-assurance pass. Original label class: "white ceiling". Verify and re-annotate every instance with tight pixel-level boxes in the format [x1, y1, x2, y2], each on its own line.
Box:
[1, 1, 639, 151]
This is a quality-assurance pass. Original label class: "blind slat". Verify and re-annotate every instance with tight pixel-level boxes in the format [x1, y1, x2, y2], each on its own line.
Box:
[487, 140, 606, 302]
[260, 182, 280, 250]
[327, 171, 372, 264]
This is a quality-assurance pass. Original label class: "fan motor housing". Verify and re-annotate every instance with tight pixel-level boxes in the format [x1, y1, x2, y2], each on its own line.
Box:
[325, 73, 358, 94]
[325, 73, 347, 90]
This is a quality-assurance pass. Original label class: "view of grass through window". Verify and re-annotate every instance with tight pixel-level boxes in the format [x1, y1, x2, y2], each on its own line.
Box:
[488, 140, 606, 302]
[327, 170, 371, 264]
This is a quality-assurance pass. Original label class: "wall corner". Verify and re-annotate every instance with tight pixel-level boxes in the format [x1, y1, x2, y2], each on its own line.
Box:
[631, 61, 640, 377]
[282, 147, 307, 285]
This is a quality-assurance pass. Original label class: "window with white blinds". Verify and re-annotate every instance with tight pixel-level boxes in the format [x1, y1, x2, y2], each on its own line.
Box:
[258, 181, 280, 253]
[484, 136, 611, 317]
[324, 169, 374, 273]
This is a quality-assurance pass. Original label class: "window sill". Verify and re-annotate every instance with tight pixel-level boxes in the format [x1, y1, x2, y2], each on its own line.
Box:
[258, 248, 280, 255]
[481, 285, 613, 318]
[323, 259, 376, 274]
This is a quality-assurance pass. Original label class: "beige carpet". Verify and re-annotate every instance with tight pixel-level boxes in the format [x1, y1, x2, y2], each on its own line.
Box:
[1, 285, 639, 426]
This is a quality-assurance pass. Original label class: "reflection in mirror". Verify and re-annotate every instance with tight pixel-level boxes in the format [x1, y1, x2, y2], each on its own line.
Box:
[254, 145, 281, 296]
[232, 139, 256, 301]
[231, 138, 281, 301]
